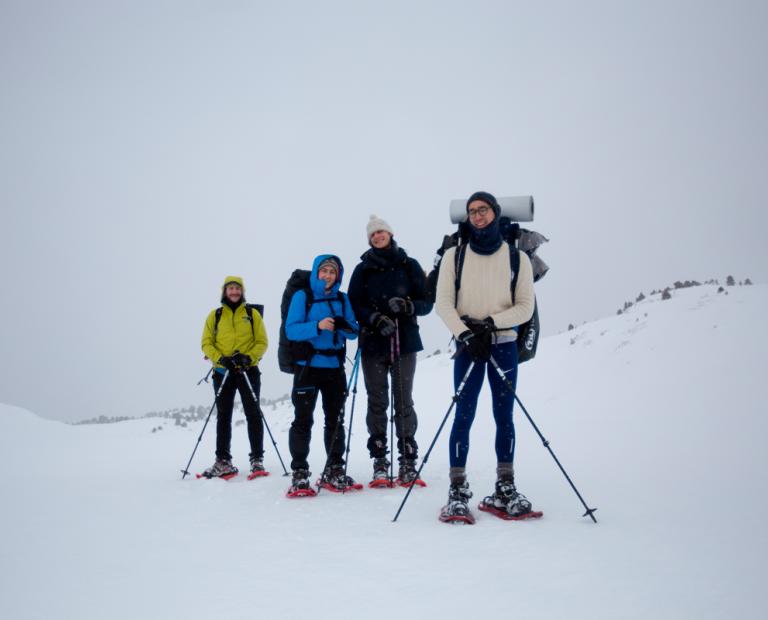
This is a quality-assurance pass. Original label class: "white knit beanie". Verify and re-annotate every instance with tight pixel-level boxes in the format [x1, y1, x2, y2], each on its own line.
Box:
[367, 214, 394, 240]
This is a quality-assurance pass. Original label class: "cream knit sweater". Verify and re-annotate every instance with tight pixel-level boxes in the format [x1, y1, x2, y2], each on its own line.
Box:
[435, 243, 535, 340]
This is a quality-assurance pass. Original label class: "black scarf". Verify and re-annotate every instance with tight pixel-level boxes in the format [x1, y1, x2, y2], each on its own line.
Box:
[365, 241, 405, 269]
[223, 298, 243, 312]
[468, 217, 503, 255]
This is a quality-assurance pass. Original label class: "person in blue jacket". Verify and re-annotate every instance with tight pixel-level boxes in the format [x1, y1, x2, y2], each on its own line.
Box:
[285, 254, 360, 494]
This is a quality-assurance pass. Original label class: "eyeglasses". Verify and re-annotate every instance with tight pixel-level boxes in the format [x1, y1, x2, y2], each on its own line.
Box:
[468, 205, 491, 218]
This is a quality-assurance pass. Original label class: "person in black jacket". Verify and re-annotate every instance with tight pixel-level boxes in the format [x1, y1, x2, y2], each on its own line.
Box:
[348, 215, 433, 486]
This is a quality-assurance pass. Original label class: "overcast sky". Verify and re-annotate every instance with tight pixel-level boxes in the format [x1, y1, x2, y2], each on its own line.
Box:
[1, 0, 766, 422]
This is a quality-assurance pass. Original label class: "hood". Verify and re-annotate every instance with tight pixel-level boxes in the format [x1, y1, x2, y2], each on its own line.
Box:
[221, 275, 245, 304]
[310, 254, 344, 297]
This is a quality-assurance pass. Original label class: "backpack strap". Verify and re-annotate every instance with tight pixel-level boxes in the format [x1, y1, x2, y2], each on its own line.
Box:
[453, 243, 468, 309]
[509, 246, 520, 306]
[213, 307, 223, 336]
[244, 304, 265, 338]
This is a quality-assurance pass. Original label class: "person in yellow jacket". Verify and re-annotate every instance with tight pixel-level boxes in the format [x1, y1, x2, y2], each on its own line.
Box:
[200, 276, 268, 479]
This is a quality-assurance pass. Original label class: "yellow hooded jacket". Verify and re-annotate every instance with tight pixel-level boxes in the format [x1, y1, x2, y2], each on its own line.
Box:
[201, 276, 268, 368]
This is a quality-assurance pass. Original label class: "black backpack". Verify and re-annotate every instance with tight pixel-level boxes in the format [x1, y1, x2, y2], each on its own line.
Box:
[278, 269, 350, 374]
[426, 218, 548, 364]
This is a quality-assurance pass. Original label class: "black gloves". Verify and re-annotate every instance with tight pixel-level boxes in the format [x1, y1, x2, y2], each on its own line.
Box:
[369, 299, 411, 339]
[458, 316, 496, 362]
[232, 352, 252, 368]
[370, 312, 396, 337]
[332, 315, 356, 334]
[388, 297, 415, 316]
[218, 356, 236, 371]
[219, 352, 252, 371]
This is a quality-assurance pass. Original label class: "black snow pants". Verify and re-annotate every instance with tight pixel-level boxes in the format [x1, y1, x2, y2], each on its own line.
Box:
[362, 350, 418, 461]
[212, 367, 264, 461]
[288, 366, 348, 471]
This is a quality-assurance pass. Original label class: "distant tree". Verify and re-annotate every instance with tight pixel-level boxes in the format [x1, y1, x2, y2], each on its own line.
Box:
[745, 278, 753, 285]
[568, 323, 574, 331]
[636, 292, 645, 302]
[616, 309, 623, 315]
[726, 275, 735, 286]
[661, 288, 672, 300]
[717, 286, 724, 293]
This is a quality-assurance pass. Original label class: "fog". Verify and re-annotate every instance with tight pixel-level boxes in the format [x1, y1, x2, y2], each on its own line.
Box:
[1, 0, 766, 421]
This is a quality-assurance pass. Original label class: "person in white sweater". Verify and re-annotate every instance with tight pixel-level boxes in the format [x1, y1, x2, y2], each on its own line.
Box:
[434, 191, 537, 523]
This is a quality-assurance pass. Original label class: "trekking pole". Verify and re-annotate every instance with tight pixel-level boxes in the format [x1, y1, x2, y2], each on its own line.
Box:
[316, 351, 361, 495]
[388, 333, 396, 485]
[392, 361, 476, 522]
[393, 319, 410, 480]
[196, 367, 213, 385]
[488, 355, 598, 523]
[181, 369, 230, 479]
[241, 370, 290, 477]
[342, 349, 362, 482]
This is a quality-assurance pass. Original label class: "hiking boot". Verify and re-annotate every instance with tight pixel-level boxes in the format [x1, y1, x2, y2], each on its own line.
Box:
[397, 459, 419, 485]
[249, 456, 265, 474]
[202, 458, 238, 479]
[483, 479, 533, 517]
[289, 468, 312, 492]
[323, 465, 359, 491]
[372, 457, 391, 481]
[439, 480, 474, 522]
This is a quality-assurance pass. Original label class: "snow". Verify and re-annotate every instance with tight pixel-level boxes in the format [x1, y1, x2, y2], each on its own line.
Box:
[1, 285, 766, 620]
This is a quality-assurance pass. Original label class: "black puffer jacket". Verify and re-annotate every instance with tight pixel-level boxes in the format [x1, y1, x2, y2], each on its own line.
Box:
[348, 244, 433, 356]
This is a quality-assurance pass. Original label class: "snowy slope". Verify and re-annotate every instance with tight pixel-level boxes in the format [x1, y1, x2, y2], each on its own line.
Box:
[1, 285, 766, 620]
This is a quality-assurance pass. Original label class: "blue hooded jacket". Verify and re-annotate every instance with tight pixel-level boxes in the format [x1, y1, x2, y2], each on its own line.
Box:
[285, 254, 359, 368]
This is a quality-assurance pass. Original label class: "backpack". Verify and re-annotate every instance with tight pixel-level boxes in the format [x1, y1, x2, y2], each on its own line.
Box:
[426, 218, 548, 363]
[278, 269, 351, 374]
[213, 303, 264, 337]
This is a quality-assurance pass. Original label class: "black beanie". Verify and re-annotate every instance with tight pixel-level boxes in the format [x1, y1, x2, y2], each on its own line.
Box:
[466, 191, 501, 217]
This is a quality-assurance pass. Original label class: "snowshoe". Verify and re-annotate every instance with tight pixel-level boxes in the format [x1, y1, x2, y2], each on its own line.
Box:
[439, 481, 475, 525]
[197, 458, 239, 480]
[478, 480, 542, 520]
[368, 457, 396, 488]
[477, 503, 543, 521]
[247, 456, 270, 480]
[319, 466, 364, 493]
[287, 469, 316, 498]
[396, 459, 426, 488]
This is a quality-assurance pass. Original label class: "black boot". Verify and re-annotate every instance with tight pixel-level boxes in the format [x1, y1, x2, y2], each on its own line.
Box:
[397, 458, 419, 485]
[481, 479, 533, 517]
[321, 464, 361, 492]
[287, 468, 315, 497]
[439, 480, 475, 524]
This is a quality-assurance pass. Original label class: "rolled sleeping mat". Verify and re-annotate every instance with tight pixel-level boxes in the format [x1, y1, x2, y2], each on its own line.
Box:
[450, 195, 534, 223]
